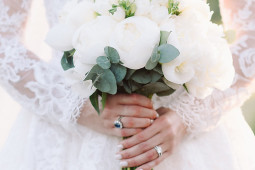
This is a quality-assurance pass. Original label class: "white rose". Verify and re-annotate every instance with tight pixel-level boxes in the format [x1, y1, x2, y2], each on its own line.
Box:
[109, 16, 160, 69]
[72, 16, 117, 64]
[64, 59, 96, 98]
[45, 24, 76, 51]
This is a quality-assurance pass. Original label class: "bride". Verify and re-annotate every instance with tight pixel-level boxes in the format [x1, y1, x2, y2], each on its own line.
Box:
[0, 0, 255, 169]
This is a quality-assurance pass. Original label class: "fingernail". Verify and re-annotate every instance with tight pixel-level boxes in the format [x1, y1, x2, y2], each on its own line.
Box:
[117, 144, 123, 151]
[120, 161, 128, 167]
[156, 113, 159, 118]
[150, 119, 154, 124]
[115, 154, 122, 160]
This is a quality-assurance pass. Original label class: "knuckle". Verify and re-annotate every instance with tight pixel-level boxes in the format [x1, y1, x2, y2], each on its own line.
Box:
[146, 151, 155, 160]
[120, 130, 127, 137]
[138, 142, 148, 151]
[122, 152, 131, 159]
[129, 159, 138, 167]
[126, 118, 135, 127]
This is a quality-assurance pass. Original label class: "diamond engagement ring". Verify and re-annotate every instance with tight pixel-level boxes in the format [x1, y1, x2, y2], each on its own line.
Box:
[154, 146, 163, 157]
[114, 116, 123, 129]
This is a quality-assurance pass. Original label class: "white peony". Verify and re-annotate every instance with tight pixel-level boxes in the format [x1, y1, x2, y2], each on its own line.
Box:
[135, 0, 152, 17]
[72, 16, 117, 64]
[45, 24, 76, 51]
[94, 0, 125, 21]
[46, 0, 98, 51]
[109, 16, 160, 69]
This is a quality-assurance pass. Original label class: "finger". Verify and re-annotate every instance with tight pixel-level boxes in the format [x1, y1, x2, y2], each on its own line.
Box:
[116, 105, 158, 119]
[120, 144, 167, 168]
[114, 94, 153, 109]
[114, 128, 143, 138]
[118, 133, 163, 159]
[120, 122, 160, 149]
[136, 152, 170, 170]
[120, 117, 153, 129]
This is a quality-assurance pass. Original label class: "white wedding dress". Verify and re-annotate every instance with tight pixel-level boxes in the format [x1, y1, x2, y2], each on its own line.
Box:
[0, 0, 255, 169]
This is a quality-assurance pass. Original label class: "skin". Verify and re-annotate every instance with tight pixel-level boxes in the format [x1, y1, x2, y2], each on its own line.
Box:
[78, 95, 187, 169]
[117, 107, 187, 170]
[78, 94, 158, 137]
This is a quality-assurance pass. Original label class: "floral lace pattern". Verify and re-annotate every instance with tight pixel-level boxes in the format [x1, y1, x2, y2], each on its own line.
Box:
[0, 0, 86, 130]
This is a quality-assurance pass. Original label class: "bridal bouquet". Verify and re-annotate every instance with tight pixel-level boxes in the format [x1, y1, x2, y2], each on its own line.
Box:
[46, 0, 234, 115]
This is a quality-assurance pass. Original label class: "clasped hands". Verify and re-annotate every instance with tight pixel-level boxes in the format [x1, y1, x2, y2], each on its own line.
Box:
[79, 94, 187, 170]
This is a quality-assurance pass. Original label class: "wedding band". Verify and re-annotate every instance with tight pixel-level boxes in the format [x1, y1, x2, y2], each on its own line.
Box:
[114, 116, 123, 129]
[154, 146, 162, 157]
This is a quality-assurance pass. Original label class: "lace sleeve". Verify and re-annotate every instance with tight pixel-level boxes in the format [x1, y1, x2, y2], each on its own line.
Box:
[152, 0, 255, 135]
[0, 0, 87, 130]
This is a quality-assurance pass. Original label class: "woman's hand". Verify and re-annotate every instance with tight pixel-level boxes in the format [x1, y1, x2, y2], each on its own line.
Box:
[78, 94, 158, 137]
[116, 107, 187, 169]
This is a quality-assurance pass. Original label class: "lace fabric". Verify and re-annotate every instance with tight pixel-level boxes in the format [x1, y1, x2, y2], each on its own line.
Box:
[0, 0, 86, 131]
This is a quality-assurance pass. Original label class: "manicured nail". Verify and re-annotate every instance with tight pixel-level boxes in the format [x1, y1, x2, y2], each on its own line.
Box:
[117, 144, 123, 151]
[120, 161, 128, 167]
[156, 113, 159, 118]
[115, 154, 122, 160]
[150, 119, 154, 124]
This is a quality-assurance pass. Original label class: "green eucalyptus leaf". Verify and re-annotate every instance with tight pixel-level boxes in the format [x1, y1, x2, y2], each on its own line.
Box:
[85, 65, 117, 94]
[156, 89, 175, 96]
[61, 50, 75, 71]
[90, 90, 100, 114]
[125, 69, 136, 80]
[136, 82, 173, 96]
[151, 71, 163, 83]
[104, 46, 120, 63]
[110, 64, 127, 83]
[158, 44, 180, 64]
[96, 56, 111, 69]
[145, 46, 160, 70]
[131, 69, 151, 84]
[153, 65, 163, 75]
[123, 81, 132, 94]
[160, 31, 171, 45]
[101, 92, 107, 111]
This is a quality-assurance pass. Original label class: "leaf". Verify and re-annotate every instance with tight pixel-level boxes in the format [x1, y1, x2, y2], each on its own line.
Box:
[110, 64, 127, 83]
[101, 92, 107, 111]
[156, 89, 175, 96]
[90, 90, 100, 114]
[151, 71, 163, 83]
[123, 81, 132, 94]
[158, 44, 180, 63]
[96, 56, 111, 69]
[104, 46, 120, 63]
[136, 82, 174, 96]
[131, 69, 151, 84]
[61, 50, 75, 71]
[85, 65, 117, 94]
[125, 69, 136, 80]
[145, 45, 160, 70]
[183, 84, 189, 93]
[160, 31, 171, 45]
[153, 65, 163, 75]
